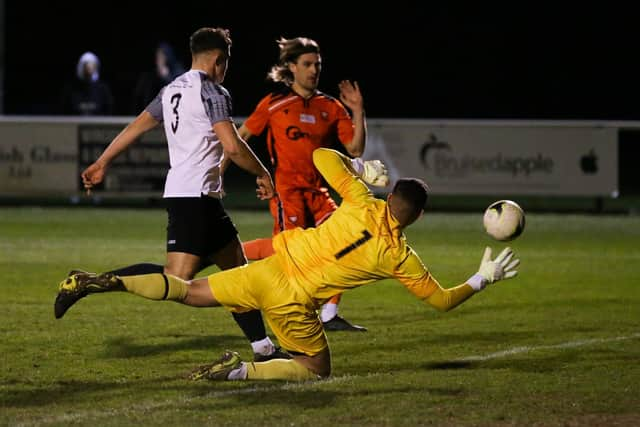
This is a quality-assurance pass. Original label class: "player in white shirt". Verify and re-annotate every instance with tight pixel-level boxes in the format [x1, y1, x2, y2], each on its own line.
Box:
[76, 27, 287, 361]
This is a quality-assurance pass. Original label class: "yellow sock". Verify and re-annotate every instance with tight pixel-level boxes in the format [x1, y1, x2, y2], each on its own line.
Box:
[245, 359, 320, 381]
[121, 273, 188, 301]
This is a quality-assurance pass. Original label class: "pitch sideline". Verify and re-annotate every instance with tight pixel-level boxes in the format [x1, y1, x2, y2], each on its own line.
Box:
[458, 332, 640, 362]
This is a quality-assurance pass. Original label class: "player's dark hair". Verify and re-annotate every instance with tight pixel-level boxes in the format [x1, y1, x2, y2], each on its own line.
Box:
[268, 37, 320, 85]
[392, 178, 429, 214]
[190, 27, 232, 56]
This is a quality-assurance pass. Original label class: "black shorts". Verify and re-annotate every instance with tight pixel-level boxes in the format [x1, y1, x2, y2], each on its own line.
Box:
[165, 196, 238, 257]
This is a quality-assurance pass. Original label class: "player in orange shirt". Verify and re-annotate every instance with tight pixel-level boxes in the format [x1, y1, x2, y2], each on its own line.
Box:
[237, 36, 367, 331]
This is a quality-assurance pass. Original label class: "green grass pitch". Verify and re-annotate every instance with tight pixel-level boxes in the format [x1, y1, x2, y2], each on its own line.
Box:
[1, 207, 639, 426]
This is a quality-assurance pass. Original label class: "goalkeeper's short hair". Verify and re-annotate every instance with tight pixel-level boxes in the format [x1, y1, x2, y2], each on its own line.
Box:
[392, 178, 429, 215]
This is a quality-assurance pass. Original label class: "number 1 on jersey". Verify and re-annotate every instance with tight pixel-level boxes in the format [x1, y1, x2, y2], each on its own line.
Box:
[335, 230, 372, 259]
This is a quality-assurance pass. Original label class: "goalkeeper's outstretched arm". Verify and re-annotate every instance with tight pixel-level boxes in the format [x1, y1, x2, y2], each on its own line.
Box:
[407, 247, 521, 312]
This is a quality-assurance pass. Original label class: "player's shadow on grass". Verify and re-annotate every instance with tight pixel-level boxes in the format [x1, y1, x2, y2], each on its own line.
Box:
[420, 350, 589, 373]
[2, 376, 177, 408]
[338, 331, 536, 359]
[186, 381, 463, 408]
[100, 334, 247, 358]
[187, 387, 339, 409]
[421, 356, 562, 373]
[422, 360, 476, 370]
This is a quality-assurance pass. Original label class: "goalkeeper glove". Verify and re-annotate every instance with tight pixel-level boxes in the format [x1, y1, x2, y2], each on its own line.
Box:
[351, 158, 390, 187]
[467, 246, 520, 291]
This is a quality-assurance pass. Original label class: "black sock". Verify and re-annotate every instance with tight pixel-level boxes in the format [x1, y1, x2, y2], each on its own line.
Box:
[232, 310, 267, 343]
[107, 263, 164, 276]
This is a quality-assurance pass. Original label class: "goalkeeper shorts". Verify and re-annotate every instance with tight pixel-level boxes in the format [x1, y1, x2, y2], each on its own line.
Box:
[208, 256, 328, 356]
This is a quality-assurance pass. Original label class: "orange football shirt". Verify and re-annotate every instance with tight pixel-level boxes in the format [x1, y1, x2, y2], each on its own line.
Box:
[243, 89, 355, 189]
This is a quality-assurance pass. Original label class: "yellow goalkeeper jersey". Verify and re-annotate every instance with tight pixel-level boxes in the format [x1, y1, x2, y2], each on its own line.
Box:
[272, 148, 474, 310]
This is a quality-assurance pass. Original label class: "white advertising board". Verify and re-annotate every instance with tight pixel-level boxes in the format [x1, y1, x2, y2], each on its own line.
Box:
[0, 118, 621, 197]
[364, 121, 618, 196]
[0, 121, 78, 194]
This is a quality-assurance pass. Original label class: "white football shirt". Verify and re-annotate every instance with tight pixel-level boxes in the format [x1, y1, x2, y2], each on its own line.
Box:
[146, 70, 233, 198]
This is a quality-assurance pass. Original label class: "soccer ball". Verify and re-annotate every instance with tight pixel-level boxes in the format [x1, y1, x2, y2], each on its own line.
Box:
[483, 200, 525, 241]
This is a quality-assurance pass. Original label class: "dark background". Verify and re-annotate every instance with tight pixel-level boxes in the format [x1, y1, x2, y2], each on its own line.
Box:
[4, 3, 639, 119]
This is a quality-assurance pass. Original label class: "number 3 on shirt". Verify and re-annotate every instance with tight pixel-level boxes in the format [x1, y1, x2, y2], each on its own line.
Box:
[170, 93, 182, 133]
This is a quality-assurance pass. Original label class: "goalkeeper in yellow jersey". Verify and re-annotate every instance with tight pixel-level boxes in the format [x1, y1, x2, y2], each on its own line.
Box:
[54, 148, 520, 382]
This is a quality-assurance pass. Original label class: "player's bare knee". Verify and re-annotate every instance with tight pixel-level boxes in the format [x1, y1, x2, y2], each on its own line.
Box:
[164, 265, 192, 280]
[306, 357, 331, 378]
[185, 279, 219, 307]
[213, 239, 247, 270]
[300, 362, 330, 379]
[316, 365, 331, 379]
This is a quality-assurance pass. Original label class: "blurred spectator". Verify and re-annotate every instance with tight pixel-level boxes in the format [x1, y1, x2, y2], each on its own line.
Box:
[60, 51, 115, 116]
[131, 42, 185, 113]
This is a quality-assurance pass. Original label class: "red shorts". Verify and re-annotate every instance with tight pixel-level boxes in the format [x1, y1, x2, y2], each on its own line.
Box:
[270, 187, 338, 235]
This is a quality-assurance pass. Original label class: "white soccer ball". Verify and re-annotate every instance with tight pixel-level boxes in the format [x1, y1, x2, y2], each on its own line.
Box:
[483, 200, 526, 241]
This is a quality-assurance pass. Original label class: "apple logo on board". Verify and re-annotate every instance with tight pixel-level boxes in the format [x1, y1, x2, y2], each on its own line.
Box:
[580, 149, 598, 174]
